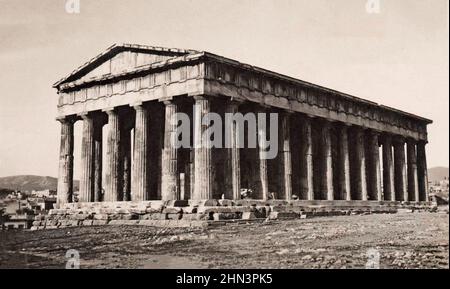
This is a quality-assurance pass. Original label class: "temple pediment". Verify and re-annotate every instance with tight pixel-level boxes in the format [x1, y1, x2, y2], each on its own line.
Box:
[53, 43, 198, 88]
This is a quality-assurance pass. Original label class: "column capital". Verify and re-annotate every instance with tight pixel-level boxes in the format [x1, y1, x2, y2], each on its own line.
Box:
[406, 138, 418, 145]
[130, 101, 143, 109]
[102, 107, 117, 115]
[56, 116, 75, 124]
[228, 96, 245, 104]
[78, 112, 92, 120]
[393, 136, 406, 146]
[193, 95, 208, 101]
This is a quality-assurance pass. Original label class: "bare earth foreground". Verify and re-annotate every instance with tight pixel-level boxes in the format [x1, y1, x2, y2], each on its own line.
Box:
[0, 212, 448, 269]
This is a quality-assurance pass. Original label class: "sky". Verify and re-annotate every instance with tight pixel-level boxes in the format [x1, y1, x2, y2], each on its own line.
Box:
[0, 0, 448, 179]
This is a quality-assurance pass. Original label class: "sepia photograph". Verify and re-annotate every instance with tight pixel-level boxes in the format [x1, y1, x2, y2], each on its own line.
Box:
[0, 0, 448, 279]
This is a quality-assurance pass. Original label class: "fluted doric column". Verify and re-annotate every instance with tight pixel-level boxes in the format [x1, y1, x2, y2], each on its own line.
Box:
[407, 140, 419, 202]
[57, 117, 74, 204]
[257, 107, 269, 200]
[394, 138, 407, 201]
[161, 100, 179, 200]
[382, 135, 395, 201]
[320, 120, 334, 200]
[417, 141, 429, 202]
[337, 125, 351, 200]
[300, 116, 314, 200]
[121, 126, 132, 201]
[280, 112, 293, 200]
[354, 128, 368, 200]
[367, 131, 382, 201]
[93, 120, 104, 202]
[132, 104, 149, 201]
[79, 113, 95, 202]
[104, 109, 121, 202]
[226, 101, 241, 200]
[193, 96, 213, 200]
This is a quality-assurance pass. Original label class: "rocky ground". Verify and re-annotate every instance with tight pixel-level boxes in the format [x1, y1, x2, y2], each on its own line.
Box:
[0, 211, 448, 269]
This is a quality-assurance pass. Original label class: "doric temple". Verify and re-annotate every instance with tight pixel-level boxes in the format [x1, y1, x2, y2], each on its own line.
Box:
[53, 43, 432, 206]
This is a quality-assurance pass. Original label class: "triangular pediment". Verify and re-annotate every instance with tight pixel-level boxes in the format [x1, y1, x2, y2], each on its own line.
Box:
[54, 43, 198, 88]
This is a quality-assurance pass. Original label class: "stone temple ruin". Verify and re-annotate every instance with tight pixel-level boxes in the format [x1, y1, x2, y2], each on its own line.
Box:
[33, 44, 434, 229]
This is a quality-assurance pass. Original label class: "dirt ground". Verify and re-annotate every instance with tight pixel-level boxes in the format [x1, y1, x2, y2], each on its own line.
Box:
[0, 211, 448, 269]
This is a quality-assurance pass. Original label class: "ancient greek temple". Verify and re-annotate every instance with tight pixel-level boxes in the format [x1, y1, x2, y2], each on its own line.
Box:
[54, 44, 431, 206]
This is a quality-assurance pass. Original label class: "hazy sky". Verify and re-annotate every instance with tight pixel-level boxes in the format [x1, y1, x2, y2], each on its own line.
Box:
[0, 0, 448, 179]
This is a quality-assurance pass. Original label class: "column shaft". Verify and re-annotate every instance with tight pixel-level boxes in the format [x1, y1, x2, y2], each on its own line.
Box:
[368, 131, 382, 200]
[57, 119, 74, 204]
[226, 102, 241, 200]
[132, 105, 149, 201]
[281, 113, 292, 200]
[193, 97, 213, 200]
[300, 117, 314, 200]
[105, 110, 121, 202]
[417, 141, 429, 201]
[321, 121, 334, 200]
[407, 141, 419, 202]
[121, 127, 131, 201]
[257, 109, 269, 200]
[93, 122, 103, 202]
[161, 101, 179, 200]
[354, 128, 368, 200]
[338, 125, 351, 200]
[79, 114, 95, 202]
[394, 138, 407, 201]
[382, 135, 395, 201]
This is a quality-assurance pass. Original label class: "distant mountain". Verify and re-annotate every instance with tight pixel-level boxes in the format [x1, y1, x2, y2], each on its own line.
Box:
[0, 175, 79, 192]
[428, 167, 449, 183]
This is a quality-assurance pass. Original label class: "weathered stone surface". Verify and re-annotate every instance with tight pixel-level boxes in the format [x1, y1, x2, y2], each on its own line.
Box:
[82, 220, 93, 226]
[213, 212, 241, 220]
[108, 220, 139, 226]
[218, 199, 234, 207]
[93, 214, 109, 220]
[242, 212, 257, 220]
[182, 206, 198, 214]
[165, 200, 189, 207]
[92, 220, 108, 226]
[166, 213, 182, 220]
[162, 207, 183, 214]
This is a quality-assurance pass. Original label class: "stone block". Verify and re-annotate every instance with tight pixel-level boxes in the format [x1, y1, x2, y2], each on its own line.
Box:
[196, 213, 209, 221]
[183, 206, 198, 214]
[82, 220, 93, 226]
[120, 214, 139, 220]
[93, 214, 109, 220]
[189, 199, 219, 207]
[92, 220, 108, 226]
[213, 212, 241, 220]
[162, 207, 183, 214]
[181, 214, 198, 221]
[218, 199, 234, 207]
[69, 220, 80, 227]
[165, 200, 189, 207]
[72, 214, 91, 220]
[242, 212, 257, 220]
[167, 213, 182, 220]
[108, 220, 139, 226]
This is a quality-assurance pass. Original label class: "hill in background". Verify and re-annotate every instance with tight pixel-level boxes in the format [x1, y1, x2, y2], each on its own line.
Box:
[428, 167, 449, 183]
[0, 175, 79, 192]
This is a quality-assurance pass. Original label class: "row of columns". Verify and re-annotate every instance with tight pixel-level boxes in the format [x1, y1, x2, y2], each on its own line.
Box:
[57, 97, 429, 203]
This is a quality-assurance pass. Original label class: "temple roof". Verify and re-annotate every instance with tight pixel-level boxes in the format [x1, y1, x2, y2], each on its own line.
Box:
[53, 43, 432, 124]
